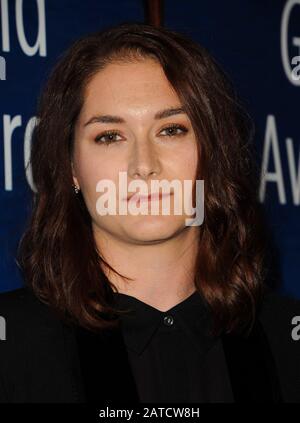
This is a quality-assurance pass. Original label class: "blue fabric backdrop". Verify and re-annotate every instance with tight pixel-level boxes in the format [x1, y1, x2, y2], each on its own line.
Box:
[0, 0, 299, 298]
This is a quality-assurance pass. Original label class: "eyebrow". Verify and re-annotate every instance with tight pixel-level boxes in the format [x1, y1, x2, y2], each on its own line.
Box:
[83, 107, 186, 127]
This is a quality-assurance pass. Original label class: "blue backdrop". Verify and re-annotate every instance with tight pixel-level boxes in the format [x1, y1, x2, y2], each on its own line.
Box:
[0, 0, 299, 298]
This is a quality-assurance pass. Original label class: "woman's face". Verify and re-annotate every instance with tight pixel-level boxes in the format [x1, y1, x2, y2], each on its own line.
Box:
[72, 58, 199, 245]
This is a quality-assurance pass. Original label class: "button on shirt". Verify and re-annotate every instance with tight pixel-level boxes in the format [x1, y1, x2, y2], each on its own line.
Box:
[112, 290, 234, 403]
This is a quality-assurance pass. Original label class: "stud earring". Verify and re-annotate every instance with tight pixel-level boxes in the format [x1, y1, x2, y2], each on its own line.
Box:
[73, 183, 80, 194]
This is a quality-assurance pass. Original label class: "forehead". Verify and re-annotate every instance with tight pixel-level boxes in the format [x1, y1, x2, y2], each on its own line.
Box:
[81, 59, 180, 115]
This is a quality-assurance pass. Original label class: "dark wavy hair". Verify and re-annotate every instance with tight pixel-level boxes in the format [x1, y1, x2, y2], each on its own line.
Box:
[16, 21, 270, 337]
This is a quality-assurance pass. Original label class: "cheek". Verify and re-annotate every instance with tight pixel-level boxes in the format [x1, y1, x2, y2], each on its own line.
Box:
[177, 150, 198, 181]
[75, 154, 115, 202]
[74, 141, 131, 212]
[174, 137, 199, 175]
[74, 145, 108, 186]
[78, 160, 100, 189]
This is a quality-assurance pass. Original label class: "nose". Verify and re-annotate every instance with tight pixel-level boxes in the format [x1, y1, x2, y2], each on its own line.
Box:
[128, 138, 161, 181]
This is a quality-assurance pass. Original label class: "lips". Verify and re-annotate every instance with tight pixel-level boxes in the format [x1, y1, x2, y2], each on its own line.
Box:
[126, 192, 172, 202]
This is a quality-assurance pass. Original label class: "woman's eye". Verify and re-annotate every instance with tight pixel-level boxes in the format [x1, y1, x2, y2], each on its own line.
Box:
[94, 124, 188, 145]
[94, 131, 122, 145]
[160, 124, 188, 137]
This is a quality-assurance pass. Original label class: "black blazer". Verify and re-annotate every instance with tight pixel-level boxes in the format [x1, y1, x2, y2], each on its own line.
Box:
[0, 286, 299, 403]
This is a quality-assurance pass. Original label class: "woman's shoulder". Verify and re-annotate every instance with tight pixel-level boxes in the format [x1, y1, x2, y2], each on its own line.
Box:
[258, 286, 300, 402]
[259, 286, 300, 335]
[0, 285, 40, 314]
[0, 285, 62, 331]
[0, 286, 79, 402]
[0, 285, 68, 361]
[258, 286, 300, 360]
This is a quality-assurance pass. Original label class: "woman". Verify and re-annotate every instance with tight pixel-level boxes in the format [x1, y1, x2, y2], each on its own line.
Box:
[0, 22, 299, 403]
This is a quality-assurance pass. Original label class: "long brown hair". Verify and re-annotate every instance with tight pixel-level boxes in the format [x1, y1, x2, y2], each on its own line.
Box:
[16, 22, 270, 337]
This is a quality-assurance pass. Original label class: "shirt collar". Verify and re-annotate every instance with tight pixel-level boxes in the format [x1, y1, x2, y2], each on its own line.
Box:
[112, 289, 217, 356]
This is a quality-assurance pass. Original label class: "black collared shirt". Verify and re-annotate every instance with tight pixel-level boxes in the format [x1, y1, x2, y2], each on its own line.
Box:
[112, 290, 234, 402]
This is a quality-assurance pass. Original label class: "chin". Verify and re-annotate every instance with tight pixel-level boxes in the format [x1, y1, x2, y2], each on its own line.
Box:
[123, 215, 185, 242]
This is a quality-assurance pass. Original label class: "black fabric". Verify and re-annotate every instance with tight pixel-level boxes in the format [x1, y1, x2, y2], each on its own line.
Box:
[0, 286, 299, 403]
[112, 290, 234, 402]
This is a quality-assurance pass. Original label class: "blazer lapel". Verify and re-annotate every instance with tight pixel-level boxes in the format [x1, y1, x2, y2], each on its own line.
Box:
[221, 318, 283, 402]
[74, 320, 140, 402]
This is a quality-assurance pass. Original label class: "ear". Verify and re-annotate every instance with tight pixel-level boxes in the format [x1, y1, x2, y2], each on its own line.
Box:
[71, 161, 79, 188]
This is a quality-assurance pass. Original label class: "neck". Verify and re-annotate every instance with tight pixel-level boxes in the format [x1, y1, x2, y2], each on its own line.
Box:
[94, 225, 199, 312]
